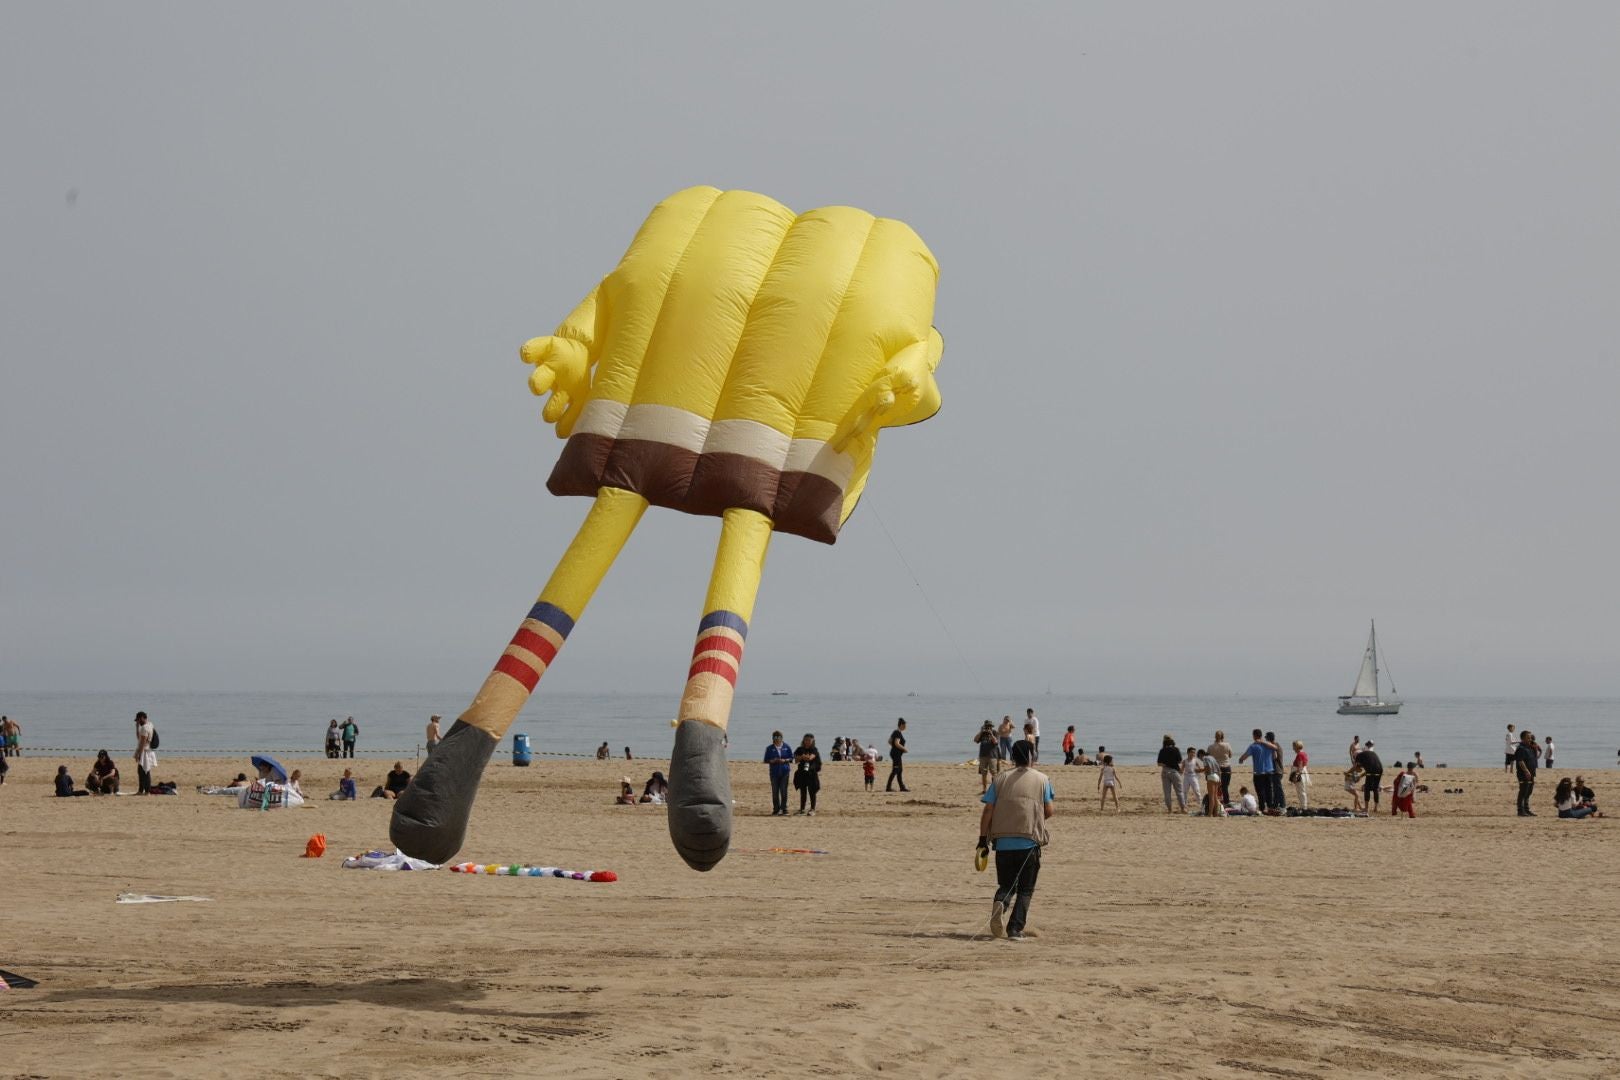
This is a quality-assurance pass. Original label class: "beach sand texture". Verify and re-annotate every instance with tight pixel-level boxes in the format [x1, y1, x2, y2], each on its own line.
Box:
[1, 756, 1616, 1078]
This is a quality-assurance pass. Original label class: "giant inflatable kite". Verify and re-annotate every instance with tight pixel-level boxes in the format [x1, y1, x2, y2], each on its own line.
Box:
[391, 185, 942, 871]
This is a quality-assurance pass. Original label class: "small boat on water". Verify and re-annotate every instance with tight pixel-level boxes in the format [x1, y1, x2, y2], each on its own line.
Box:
[1337, 620, 1401, 716]
[770, 691, 790, 696]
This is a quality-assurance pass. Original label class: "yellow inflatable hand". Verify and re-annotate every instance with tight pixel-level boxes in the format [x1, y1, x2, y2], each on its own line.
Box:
[832, 331, 944, 454]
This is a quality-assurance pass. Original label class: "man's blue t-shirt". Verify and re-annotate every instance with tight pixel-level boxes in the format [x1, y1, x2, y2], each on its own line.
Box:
[1244, 741, 1275, 773]
[763, 743, 793, 778]
[981, 775, 1054, 850]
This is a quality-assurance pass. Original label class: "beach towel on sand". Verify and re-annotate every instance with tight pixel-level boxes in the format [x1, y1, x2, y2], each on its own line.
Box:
[341, 849, 440, 871]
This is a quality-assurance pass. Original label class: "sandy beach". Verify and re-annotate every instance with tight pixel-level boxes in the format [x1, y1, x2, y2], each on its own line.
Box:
[1, 752, 1616, 1078]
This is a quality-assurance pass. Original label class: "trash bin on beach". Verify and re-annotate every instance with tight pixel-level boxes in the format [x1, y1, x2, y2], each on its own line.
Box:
[512, 732, 532, 767]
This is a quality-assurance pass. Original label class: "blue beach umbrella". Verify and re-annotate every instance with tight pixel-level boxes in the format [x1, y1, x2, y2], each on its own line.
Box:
[250, 754, 288, 782]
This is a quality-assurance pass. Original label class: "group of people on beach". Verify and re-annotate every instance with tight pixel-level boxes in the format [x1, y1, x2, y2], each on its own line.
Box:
[758, 721, 912, 815]
[1506, 724, 1602, 819]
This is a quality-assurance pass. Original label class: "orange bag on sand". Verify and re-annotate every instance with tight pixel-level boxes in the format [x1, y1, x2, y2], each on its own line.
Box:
[303, 834, 327, 858]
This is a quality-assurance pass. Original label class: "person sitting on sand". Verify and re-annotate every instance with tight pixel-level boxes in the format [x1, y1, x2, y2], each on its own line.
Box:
[615, 777, 637, 805]
[640, 771, 669, 805]
[55, 765, 88, 797]
[330, 768, 358, 800]
[287, 769, 305, 799]
[1229, 786, 1260, 816]
[373, 762, 412, 800]
[86, 750, 120, 795]
[1555, 778, 1602, 819]
[1575, 776, 1597, 806]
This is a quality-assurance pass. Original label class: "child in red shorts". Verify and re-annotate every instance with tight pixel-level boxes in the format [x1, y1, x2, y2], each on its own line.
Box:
[1391, 762, 1417, 818]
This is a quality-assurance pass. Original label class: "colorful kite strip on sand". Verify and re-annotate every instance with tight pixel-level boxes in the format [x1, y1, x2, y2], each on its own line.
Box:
[450, 863, 617, 882]
[734, 847, 829, 856]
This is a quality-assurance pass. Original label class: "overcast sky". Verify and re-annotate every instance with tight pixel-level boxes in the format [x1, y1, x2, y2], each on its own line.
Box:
[3, 3, 1617, 697]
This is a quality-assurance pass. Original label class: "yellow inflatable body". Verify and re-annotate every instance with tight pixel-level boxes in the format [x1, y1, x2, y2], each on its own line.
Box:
[393, 187, 942, 872]
[530, 185, 942, 542]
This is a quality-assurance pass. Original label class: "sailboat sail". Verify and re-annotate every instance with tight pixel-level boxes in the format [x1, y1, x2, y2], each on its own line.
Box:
[1350, 627, 1379, 698]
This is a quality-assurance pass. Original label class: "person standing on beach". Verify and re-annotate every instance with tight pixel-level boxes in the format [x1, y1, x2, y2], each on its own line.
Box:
[1239, 729, 1276, 812]
[341, 717, 359, 758]
[1543, 735, 1555, 769]
[997, 715, 1014, 760]
[1355, 741, 1384, 812]
[325, 719, 341, 759]
[763, 730, 793, 815]
[1348, 734, 1361, 765]
[1062, 725, 1076, 766]
[1504, 724, 1517, 774]
[1289, 740, 1311, 811]
[793, 733, 822, 815]
[978, 739, 1053, 941]
[1515, 729, 1539, 817]
[1264, 731, 1287, 811]
[1026, 708, 1041, 763]
[1207, 730, 1234, 808]
[133, 711, 157, 795]
[974, 721, 1000, 793]
[1156, 735, 1185, 813]
[1, 715, 20, 757]
[1181, 745, 1202, 815]
[886, 719, 910, 793]
[425, 715, 442, 754]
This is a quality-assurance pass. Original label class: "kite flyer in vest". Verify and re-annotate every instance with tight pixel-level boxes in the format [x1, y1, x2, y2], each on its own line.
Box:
[976, 739, 1055, 941]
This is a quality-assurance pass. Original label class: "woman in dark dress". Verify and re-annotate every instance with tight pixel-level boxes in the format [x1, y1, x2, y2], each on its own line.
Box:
[793, 733, 823, 816]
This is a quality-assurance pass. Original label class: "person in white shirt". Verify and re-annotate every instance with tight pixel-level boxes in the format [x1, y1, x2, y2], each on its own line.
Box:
[1504, 724, 1517, 773]
[1236, 787, 1260, 815]
[1026, 708, 1041, 763]
[133, 711, 158, 795]
[1543, 735, 1555, 768]
[1181, 746, 1203, 814]
[1096, 755, 1121, 812]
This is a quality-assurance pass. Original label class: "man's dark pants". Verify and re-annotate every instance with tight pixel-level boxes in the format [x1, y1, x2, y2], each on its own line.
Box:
[994, 846, 1042, 936]
[343, 741, 355, 759]
[1364, 772, 1382, 810]
[137, 766, 152, 795]
[770, 771, 789, 814]
[1219, 766, 1232, 806]
[1518, 778, 1535, 814]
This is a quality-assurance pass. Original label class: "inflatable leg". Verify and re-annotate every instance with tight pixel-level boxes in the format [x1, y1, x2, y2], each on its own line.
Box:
[668, 508, 773, 871]
[391, 487, 647, 863]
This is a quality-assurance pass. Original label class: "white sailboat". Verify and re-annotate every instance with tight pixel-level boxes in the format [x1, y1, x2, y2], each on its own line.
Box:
[1336, 620, 1402, 716]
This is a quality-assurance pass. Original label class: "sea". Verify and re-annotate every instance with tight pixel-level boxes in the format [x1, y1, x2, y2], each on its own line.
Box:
[3, 692, 1615, 770]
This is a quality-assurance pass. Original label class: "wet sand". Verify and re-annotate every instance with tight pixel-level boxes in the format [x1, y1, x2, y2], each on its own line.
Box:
[1, 754, 1616, 1078]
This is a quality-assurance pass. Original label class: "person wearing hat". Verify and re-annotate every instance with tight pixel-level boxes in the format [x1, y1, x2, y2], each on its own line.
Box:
[425, 715, 442, 754]
[763, 730, 793, 815]
[977, 739, 1054, 941]
[615, 777, 637, 805]
[132, 711, 158, 795]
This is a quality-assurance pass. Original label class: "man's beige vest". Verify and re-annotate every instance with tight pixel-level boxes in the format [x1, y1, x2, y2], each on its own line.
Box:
[988, 767, 1050, 846]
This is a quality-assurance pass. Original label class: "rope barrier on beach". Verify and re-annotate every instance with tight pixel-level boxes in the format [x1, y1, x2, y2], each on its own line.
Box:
[12, 745, 595, 758]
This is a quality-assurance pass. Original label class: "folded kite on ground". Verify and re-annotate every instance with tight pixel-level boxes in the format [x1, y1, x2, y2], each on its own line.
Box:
[341, 849, 440, 871]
